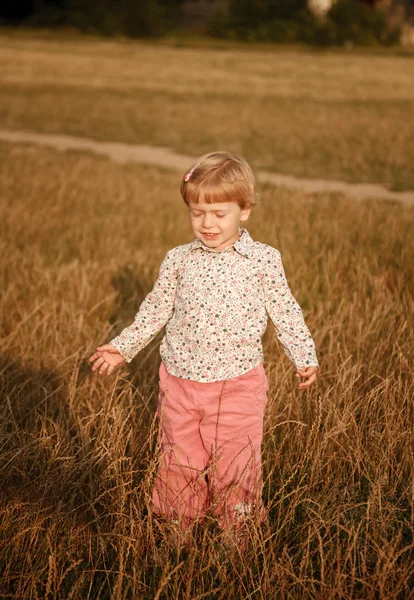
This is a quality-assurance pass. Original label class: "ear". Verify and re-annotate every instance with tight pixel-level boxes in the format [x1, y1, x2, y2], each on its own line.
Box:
[240, 205, 251, 222]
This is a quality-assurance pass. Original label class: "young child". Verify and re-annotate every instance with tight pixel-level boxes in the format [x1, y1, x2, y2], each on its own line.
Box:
[89, 151, 319, 535]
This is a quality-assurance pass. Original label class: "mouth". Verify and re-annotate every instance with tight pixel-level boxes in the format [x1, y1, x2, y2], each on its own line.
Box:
[202, 232, 219, 239]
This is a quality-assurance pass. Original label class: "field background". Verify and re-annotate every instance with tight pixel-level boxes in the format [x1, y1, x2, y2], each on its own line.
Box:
[1, 31, 414, 190]
[0, 31, 413, 599]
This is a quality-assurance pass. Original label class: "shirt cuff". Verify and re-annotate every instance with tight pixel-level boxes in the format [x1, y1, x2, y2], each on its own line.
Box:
[109, 337, 134, 363]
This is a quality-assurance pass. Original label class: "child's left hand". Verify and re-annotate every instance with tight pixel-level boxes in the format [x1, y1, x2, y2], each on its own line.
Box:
[295, 366, 318, 391]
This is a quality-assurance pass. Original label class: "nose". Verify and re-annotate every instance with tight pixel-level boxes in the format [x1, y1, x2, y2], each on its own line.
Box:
[202, 213, 215, 229]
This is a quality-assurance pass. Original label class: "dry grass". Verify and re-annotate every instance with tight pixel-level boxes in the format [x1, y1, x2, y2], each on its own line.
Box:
[0, 141, 413, 598]
[0, 30, 414, 190]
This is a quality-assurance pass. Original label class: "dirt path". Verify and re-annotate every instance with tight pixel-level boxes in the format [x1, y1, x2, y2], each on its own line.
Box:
[1, 129, 413, 205]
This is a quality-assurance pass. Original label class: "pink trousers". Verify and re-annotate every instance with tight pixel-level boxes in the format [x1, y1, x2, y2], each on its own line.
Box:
[152, 362, 269, 529]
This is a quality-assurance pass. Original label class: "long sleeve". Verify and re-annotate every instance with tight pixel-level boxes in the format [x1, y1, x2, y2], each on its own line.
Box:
[262, 247, 319, 369]
[109, 249, 178, 363]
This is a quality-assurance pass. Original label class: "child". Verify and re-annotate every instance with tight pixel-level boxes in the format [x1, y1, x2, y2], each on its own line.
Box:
[88, 151, 319, 535]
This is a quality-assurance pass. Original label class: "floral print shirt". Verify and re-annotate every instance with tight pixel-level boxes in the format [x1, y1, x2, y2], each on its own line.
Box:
[110, 228, 319, 382]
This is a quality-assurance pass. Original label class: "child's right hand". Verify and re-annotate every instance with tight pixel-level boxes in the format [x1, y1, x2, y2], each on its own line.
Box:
[88, 344, 125, 376]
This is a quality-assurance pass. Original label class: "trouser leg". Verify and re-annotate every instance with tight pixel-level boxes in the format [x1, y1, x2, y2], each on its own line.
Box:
[152, 363, 209, 528]
[199, 364, 268, 528]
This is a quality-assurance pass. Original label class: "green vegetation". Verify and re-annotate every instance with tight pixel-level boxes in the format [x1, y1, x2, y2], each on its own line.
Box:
[4, 0, 405, 46]
[216, 0, 402, 45]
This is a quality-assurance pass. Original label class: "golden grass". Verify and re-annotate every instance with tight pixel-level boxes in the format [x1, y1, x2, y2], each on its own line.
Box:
[0, 31, 413, 190]
[0, 142, 413, 598]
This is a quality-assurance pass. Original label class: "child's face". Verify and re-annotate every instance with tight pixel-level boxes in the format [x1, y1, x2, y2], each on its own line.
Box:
[189, 199, 251, 251]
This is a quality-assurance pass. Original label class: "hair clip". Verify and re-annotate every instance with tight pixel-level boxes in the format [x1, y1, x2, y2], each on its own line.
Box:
[184, 163, 199, 182]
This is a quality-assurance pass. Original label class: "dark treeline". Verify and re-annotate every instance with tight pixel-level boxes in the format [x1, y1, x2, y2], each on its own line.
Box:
[0, 0, 185, 37]
[0, 0, 409, 45]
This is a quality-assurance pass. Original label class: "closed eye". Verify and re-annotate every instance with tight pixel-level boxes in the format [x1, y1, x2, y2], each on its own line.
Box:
[191, 212, 227, 218]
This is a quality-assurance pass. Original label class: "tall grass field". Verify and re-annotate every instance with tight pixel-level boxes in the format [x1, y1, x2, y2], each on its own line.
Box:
[0, 31, 413, 599]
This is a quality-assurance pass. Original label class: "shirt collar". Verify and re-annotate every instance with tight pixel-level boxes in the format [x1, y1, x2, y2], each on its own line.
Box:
[187, 227, 254, 258]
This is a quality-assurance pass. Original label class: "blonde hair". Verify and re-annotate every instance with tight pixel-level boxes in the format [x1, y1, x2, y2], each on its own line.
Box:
[180, 151, 258, 209]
